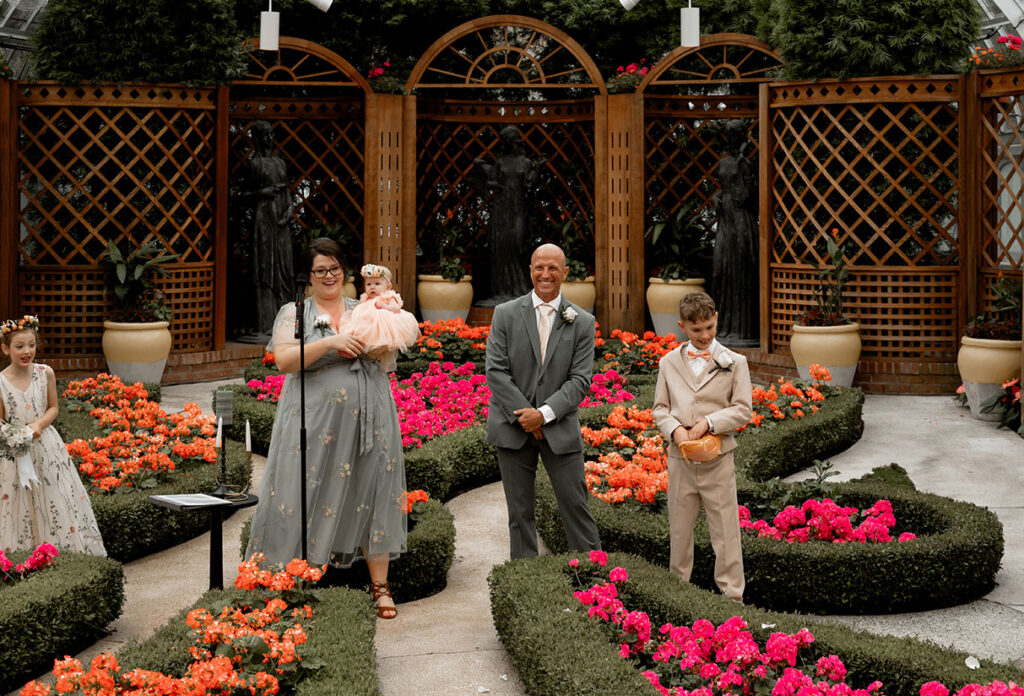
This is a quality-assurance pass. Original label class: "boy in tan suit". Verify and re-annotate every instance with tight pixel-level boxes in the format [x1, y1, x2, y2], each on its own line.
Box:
[653, 292, 752, 602]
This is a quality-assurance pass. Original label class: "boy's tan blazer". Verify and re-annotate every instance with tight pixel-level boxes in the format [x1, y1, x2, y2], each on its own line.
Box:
[653, 342, 753, 447]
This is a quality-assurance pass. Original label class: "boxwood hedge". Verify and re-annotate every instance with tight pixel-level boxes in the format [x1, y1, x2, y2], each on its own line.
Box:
[55, 401, 252, 562]
[0, 552, 125, 694]
[238, 498, 456, 604]
[117, 585, 378, 696]
[489, 553, 1020, 696]
[538, 472, 1002, 613]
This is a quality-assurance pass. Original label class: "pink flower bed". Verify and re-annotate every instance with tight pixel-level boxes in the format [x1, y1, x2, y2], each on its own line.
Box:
[1, 543, 58, 581]
[571, 551, 884, 696]
[738, 499, 917, 544]
[247, 364, 636, 448]
[391, 362, 490, 448]
[581, 369, 635, 407]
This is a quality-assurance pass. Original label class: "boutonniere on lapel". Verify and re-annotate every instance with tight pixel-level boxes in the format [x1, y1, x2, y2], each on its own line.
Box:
[313, 314, 332, 335]
[561, 306, 577, 324]
[708, 351, 735, 375]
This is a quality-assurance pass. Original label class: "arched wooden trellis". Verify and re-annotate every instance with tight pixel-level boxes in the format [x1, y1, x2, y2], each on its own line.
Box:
[227, 37, 373, 336]
[641, 35, 783, 286]
[405, 15, 608, 321]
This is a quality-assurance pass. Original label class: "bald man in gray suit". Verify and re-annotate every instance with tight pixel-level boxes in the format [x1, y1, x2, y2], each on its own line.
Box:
[485, 243, 601, 559]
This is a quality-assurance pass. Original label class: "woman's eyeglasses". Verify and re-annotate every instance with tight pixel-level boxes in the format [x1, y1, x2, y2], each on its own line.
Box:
[311, 265, 344, 279]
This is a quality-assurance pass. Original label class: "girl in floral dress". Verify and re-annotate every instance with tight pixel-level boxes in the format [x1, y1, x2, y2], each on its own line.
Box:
[338, 264, 420, 372]
[0, 316, 105, 555]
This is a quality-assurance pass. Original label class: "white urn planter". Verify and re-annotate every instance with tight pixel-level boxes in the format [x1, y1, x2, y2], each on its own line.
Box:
[561, 276, 596, 314]
[790, 322, 862, 387]
[957, 336, 1023, 420]
[102, 321, 173, 385]
[417, 274, 474, 323]
[646, 278, 705, 341]
[343, 277, 357, 299]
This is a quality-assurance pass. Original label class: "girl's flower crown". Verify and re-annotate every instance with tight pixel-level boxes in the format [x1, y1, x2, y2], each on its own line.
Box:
[360, 264, 393, 283]
[1, 315, 40, 336]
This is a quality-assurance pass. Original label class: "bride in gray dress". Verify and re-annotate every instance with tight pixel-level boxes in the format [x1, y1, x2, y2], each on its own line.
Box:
[246, 237, 406, 619]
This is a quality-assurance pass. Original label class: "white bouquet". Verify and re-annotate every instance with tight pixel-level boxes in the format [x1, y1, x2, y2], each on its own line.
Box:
[0, 418, 38, 489]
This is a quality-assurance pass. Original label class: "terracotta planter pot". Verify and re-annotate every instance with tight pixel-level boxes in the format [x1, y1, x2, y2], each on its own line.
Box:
[102, 321, 172, 385]
[957, 336, 1023, 420]
[790, 322, 861, 387]
[646, 278, 705, 341]
[417, 274, 474, 323]
[561, 276, 596, 314]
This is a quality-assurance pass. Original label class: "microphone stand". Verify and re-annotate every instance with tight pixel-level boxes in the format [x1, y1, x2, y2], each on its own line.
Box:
[294, 273, 308, 561]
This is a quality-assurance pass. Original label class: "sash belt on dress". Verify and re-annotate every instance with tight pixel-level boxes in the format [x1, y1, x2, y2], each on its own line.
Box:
[349, 356, 378, 456]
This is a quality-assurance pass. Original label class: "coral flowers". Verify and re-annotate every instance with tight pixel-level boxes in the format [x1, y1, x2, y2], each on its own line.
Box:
[62, 374, 217, 493]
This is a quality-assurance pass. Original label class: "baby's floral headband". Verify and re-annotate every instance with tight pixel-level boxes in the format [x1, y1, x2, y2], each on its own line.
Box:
[1, 315, 40, 336]
[360, 264, 392, 282]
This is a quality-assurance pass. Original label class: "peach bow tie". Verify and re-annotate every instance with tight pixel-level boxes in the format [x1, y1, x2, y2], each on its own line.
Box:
[687, 349, 711, 361]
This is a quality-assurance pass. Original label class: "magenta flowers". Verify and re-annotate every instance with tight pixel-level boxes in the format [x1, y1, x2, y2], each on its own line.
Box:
[581, 369, 635, 407]
[391, 361, 491, 448]
[738, 498, 917, 544]
[0, 542, 59, 581]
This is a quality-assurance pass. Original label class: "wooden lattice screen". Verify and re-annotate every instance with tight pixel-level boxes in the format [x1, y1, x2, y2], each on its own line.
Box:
[228, 38, 367, 336]
[642, 37, 782, 279]
[407, 16, 604, 303]
[14, 83, 219, 356]
[767, 77, 962, 361]
[976, 70, 1024, 307]
[416, 100, 596, 291]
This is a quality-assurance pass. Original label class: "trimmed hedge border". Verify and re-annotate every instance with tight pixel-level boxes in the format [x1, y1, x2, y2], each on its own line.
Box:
[118, 586, 379, 696]
[489, 553, 1020, 696]
[238, 498, 457, 604]
[0, 552, 125, 694]
[537, 473, 1003, 613]
[55, 400, 252, 562]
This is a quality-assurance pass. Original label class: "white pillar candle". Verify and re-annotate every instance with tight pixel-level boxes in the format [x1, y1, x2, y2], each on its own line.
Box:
[215, 417, 222, 449]
[245, 420, 252, 453]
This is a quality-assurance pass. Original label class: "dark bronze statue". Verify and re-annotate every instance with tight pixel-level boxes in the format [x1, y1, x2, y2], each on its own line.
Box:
[711, 119, 759, 346]
[473, 126, 546, 304]
[248, 120, 294, 337]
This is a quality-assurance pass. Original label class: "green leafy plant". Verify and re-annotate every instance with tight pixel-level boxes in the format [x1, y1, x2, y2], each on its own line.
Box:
[420, 209, 468, 282]
[645, 202, 711, 281]
[606, 60, 649, 93]
[980, 378, 1023, 435]
[965, 274, 1023, 340]
[554, 218, 592, 281]
[102, 239, 177, 322]
[796, 227, 852, 326]
[367, 60, 405, 94]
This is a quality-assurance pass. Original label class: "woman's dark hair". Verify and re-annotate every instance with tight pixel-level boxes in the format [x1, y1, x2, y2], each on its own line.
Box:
[301, 237, 345, 276]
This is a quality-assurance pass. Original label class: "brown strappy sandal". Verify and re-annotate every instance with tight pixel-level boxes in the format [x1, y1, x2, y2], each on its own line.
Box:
[370, 580, 397, 619]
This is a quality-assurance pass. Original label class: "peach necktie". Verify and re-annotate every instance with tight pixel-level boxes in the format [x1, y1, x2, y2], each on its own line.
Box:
[538, 304, 555, 363]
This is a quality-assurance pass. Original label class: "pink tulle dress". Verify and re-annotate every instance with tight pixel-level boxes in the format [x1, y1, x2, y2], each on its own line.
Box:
[339, 290, 420, 353]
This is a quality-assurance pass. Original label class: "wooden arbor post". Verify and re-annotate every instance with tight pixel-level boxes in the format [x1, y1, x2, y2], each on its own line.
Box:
[364, 93, 417, 307]
[595, 92, 646, 333]
[0, 77, 15, 321]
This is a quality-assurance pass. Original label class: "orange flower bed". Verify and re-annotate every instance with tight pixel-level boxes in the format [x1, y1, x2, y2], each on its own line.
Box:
[62, 374, 217, 494]
[599, 329, 679, 375]
[582, 369, 840, 508]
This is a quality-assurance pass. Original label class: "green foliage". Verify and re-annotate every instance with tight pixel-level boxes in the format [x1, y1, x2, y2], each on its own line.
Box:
[536, 471, 1003, 613]
[965, 275, 1023, 340]
[238, 499, 456, 603]
[0, 553, 125, 693]
[769, 0, 980, 80]
[489, 553, 1020, 696]
[101, 239, 177, 322]
[735, 387, 865, 481]
[118, 586, 379, 696]
[57, 391, 251, 560]
[32, 0, 246, 85]
[645, 201, 712, 281]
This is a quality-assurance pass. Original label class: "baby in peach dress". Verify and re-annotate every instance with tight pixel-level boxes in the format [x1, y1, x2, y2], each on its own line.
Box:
[339, 264, 420, 372]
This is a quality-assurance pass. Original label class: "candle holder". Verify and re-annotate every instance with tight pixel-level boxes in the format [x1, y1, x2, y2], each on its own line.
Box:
[212, 389, 242, 499]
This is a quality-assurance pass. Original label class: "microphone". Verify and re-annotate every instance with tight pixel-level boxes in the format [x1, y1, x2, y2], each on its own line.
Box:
[294, 273, 307, 339]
